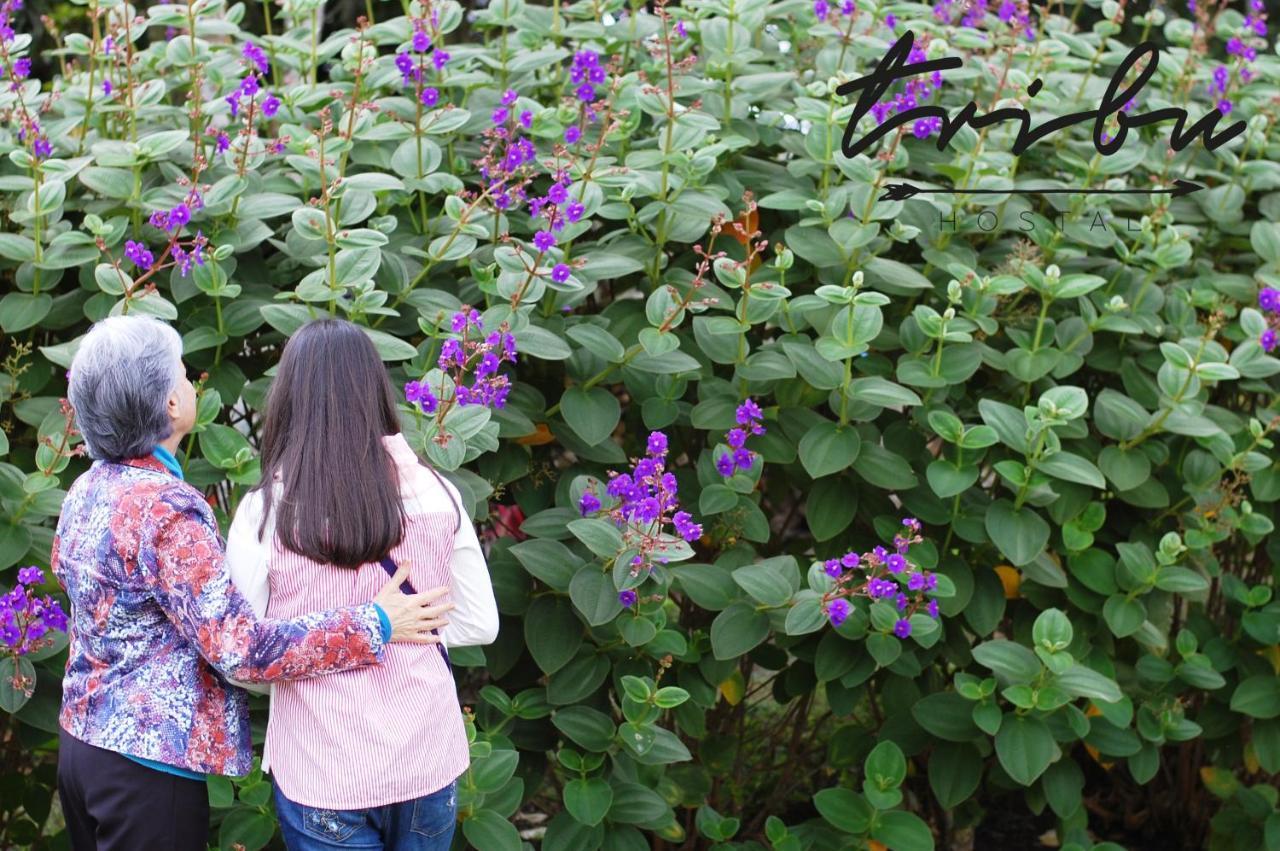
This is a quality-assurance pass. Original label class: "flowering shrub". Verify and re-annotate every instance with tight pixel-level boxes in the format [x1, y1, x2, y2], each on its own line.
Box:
[0, 0, 1279, 847]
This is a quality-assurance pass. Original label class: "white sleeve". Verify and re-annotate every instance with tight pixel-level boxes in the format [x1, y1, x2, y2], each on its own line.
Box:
[435, 477, 500, 649]
[223, 488, 273, 695]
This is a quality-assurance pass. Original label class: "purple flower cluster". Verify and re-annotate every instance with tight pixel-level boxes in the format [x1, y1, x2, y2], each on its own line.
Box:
[124, 240, 154, 270]
[149, 193, 201, 234]
[1, 567, 68, 657]
[395, 13, 448, 108]
[812, 0, 855, 22]
[1258, 287, 1280, 352]
[404, 380, 439, 414]
[716, 398, 766, 477]
[569, 49, 606, 103]
[865, 40, 946, 141]
[579, 431, 705, 577]
[439, 308, 518, 408]
[821, 518, 941, 636]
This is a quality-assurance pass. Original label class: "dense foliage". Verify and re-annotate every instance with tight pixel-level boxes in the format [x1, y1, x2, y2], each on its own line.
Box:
[2, 0, 1279, 847]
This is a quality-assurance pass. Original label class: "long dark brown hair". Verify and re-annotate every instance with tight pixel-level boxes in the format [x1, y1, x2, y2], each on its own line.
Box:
[253, 318, 406, 567]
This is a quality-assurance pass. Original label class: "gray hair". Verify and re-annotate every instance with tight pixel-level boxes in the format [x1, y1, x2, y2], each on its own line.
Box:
[68, 315, 184, 461]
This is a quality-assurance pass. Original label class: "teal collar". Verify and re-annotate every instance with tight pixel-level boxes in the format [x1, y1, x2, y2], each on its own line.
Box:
[151, 445, 184, 480]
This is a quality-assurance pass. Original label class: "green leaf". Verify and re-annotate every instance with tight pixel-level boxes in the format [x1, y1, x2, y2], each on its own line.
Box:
[798, 421, 861, 479]
[560, 386, 621, 446]
[995, 714, 1057, 786]
[813, 787, 872, 834]
[567, 518, 623, 559]
[928, 742, 982, 809]
[1103, 595, 1146, 638]
[0, 293, 52, 333]
[731, 559, 795, 608]
[524, 596, 582, 674]
[217, 808, 276, 851]
[984, 500, 1049, 566]
[871, 810, 935, 851]
[462, 810, 522, 851]
[1055, 664, 1122, 703]
[710, 602, 771, 660]
[563, 778, 613, 827]
[568, 566, 620, 627]
[0, 656, 34, 713]
[1232, 675, 1280, 719]
[972, 640, 1042, 683]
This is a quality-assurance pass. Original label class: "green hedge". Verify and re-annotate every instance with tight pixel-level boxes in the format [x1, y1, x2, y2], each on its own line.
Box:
[2, 0, 1279, 848]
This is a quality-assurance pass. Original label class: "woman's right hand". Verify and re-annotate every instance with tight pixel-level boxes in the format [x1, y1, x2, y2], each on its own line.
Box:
[373, 562, 455, 643]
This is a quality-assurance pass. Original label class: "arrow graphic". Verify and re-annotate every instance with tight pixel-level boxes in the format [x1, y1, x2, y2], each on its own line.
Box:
[879, 178, 1204, 202]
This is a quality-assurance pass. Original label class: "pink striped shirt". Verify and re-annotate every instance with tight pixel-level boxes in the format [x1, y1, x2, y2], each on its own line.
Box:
[225, 433, 499, 809]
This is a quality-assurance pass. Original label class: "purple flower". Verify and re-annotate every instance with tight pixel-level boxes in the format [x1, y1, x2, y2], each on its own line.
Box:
[551, 263, 571, 283]
[519, 110, 533, 129]
[893, 618, 912, 638]
[885, 12, 896, 28]
[547, 183, 568, 205]
[533, 231, 556, 252]
[395, 51, 416, 85]
[575, 83, 596, 103]
[32, 137, 51, 158]
[125, 240, 155, 270]
[168, 203, 191, 230]
[243, 42, 269, 75]
[827, 598, 850, 627]
[565, 126, 582, 144]
[1262, 329, 1278, 352]
[451, 308, 481, 333]
[404, 380, 439, 414]
[715, 454, 735, 476]
[619, 589, 637, 608]
[239, 74, 260, 97]
[579, 491, 601, 516]
[673, 511, 702, 542]
[412, 29, 431, 53]
[502, 89, 518, 106]
[492, 107, 509, 125]
[433, 50, 450, 70]
[262, 95, 281, 117]
[885, 553, 907, 573]
[1260, 288, 1280, 313]
[565, 202, 585, 223]
[1218, 99, 1232, 114]
[12, 57, 29, 79]
[824, 559, 841, 578]
[841, 552, 860, 569]
[674, 20, 688, 37]
[16, 567, 42, 585]
[647, 432, 668, 456]
[927, 599, 939, 619]
[907, 572, 926, 591]
[102, 79, 112, 96]
[216, 133, 231, 154]
[421, 87, 440, 107]
[814, 0, 830, 17]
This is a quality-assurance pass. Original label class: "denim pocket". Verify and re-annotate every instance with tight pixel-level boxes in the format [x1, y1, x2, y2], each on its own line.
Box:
[302, 806, 366, 843]
[410, 781, 457, 839]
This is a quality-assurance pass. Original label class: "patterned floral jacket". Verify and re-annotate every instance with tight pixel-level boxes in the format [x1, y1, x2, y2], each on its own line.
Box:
[52, 455, 387, 776]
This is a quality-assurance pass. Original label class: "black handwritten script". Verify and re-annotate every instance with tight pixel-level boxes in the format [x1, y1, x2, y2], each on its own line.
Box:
[836, 30, 1247, 168]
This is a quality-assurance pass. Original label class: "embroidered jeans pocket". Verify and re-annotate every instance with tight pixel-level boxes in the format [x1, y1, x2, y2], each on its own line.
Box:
[302, 806, 365, 843]
[410, 781, 457, 839]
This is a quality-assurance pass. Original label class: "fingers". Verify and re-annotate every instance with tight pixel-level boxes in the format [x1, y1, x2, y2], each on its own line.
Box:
[407, 585, 451, 604]
[378, 561, 414, 594]
[418, 602, 455, 619]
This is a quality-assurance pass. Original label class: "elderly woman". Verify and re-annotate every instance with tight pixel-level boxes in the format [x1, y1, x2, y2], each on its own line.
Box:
[52, 315, 452, 851]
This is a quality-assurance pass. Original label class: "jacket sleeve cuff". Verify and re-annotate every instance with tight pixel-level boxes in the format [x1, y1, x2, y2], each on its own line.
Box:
[372, 603, 392, 644]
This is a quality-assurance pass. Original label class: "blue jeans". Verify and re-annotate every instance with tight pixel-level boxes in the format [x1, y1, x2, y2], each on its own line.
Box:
[273, 779, 458, 850]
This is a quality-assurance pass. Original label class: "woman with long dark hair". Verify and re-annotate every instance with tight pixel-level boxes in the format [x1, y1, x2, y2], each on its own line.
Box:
[226, 318, 500, 850]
